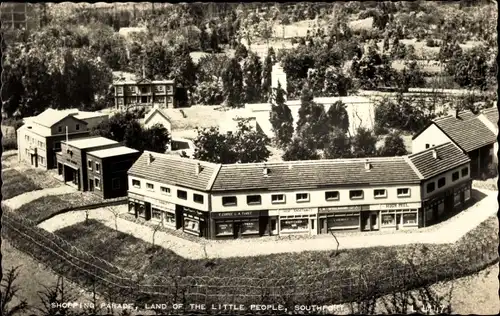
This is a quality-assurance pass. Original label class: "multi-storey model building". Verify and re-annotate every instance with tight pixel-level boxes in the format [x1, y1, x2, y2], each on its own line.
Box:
[17, 108, 109, 170]
[127, 142, 472, 239]
[113, 78, 176, 110]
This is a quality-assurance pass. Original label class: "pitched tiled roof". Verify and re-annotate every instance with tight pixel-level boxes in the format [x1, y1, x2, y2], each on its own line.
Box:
[211, 157, 421, 192]
[128, 152, 221, 191]
[408, 142, 470, 179]
[433, 111, 496, 152]
[481, 107, 499, 126]
[144, 108, 171, 125]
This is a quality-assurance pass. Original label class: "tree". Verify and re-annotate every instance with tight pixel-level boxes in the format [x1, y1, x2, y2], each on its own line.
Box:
[222, 58, 244, 107]
[107, 206, 121, 235]
[445, 45, 490, 90]
[323, 128, 352, 159]
[234, 43, 248, 61]
[1, 266, 29, 316]
[351, 127, 378, 158]
[138, 42, 172, 80]
[242, 52, 263, 103]
[233, 121, 271, 163]
[269, 82, 294, 148]
[256, 20, 273, 49]
[37, 277, 77, 316]
[143, 124, 171, 153]
[261, 48, 274, 101]
[296, 85, 329, 148]
[171, 46, 197, 104]
[282, 136, 320, 161]
[326, 101, 349, 133]
[193, 127, 239, 164]
[378, 132, 408, 157]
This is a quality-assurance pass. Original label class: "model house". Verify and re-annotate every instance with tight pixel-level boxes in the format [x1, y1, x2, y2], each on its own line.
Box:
[56, 136, 121, 191]
[113, 78, 176, 110]
[143, 107, 172, 132]
[86, 146, 141, 199]
[17, 108, 109, 170]
[412, 109, 497, 178]
[126, 143, 471, 240]
[478, 107, 499, 165]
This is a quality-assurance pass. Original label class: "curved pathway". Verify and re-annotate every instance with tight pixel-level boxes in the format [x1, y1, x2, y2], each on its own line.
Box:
[3, 186, 76, 210]
[36, 189, 498, 260]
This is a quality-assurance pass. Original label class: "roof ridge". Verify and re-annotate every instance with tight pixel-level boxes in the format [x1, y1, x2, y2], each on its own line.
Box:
[221, 156, 405, 168]
[408, 142, 453, 158]
[403, 156, 424, 180]
[144, 151, 219, 168]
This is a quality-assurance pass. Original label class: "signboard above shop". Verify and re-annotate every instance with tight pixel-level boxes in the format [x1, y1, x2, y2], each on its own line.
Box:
[211, 210, 265, 218]
[319, 205, 365, 214]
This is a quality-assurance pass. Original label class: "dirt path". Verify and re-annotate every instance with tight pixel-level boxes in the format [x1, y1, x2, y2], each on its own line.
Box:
[38, 189, 497, 260]
[3, 186, 76, 210]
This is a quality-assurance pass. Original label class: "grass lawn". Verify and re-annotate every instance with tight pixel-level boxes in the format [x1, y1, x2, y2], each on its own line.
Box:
[14, 192, 104, 224]
[40, 215, 498, 307]
[1, 169, 42, 200]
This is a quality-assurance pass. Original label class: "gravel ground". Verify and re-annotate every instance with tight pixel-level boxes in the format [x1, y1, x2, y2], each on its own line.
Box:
[38, 189, 497, 260]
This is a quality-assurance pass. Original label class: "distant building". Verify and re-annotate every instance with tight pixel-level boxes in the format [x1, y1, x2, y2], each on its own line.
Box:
[17, 108, 109, 170]
[412, 109, 497, 178]
[113, 78, 176, 110]
[143, 108, 172, 132]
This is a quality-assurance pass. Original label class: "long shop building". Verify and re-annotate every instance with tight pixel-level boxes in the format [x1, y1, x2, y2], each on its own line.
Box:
[127, 143, 472, 239]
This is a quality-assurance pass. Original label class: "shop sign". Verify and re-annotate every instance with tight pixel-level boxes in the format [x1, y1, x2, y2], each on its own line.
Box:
[128, 192, 144, 200]
[211, 211, 260, 218]
[319, 205, 362, 214]
[144, 197, 175, 209]
[379, 202, 421, 210]
[277, 208, 317, 215]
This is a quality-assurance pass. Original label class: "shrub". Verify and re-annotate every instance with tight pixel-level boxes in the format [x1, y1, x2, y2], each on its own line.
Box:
[2, 137, 17, 150]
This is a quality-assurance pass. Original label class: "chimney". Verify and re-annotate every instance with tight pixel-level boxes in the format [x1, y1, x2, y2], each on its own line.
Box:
[364, 159, 372, 171]
[147, 153, 154, 165]
[263, 166, 270, 176]
[432, 149, 438, 159]
[195, 162, 202, 175]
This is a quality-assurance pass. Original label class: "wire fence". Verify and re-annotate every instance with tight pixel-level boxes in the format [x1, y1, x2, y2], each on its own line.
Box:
[3, 211, 498, 312]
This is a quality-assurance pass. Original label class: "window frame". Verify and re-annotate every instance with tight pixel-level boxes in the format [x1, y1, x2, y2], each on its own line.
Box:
[325, 191, 340, 201]
[222, 196, 237, 207]
[373, 189, 387, 199]
[461, 167, 469, 177]
[295, 193, 310, 203]
[349, 190, 364, 200]
[160, 186, 171, 195]
[76, 124, 80, 131]
[426, 182, 435, 193]
[271, 194, 286, 204]
[177, 189, 188, 200]
[452, 171, 459, 182]
[87, 160, 93, 170]
[95, 162, 100, 174]
[397, 188, 411, 197]
[95, 177, 101, 190]
[146, 183, 154, 191]
[193, 193, 204, 204]
[437, 177, 446, 188]
[132, 179, 141, 189]
[246, 195, 262, 205]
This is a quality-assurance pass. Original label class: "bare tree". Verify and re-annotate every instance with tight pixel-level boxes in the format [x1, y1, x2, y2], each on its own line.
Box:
[37, 276, 77, 316]
[151, 220, 163, 250]
[107, 205, 121, 235]
[1, 266, 29, 316]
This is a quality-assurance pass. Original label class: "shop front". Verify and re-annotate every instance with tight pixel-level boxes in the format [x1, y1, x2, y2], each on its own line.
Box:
[423, 192, 448, 226]
[144, 196, 178, 229]
[181, 206, 208, 238]
[210, 210, 268, 239]
[318, 206, 362, 233]
[128, 192, 147, 219]
[272, 208, 317, 236]
[371, 202, 421, 231]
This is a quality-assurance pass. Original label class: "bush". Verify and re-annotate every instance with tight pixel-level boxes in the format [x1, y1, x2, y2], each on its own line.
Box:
[2, 137, 17, 150]
[426, 38, 439, 47]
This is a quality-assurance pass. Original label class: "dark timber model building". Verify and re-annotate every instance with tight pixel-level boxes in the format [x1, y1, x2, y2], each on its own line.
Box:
[127, 142, 472, 239]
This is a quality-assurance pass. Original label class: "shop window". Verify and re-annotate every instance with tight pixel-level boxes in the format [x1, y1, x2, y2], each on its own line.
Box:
[137, 205, 146, 218]
[116, 86, 123, 94]
[222, 196, 237, 206]
[177, 190, 188, 200]
[241, 221, 260, 235]
[464, 188, 471, 201]
[325, 191, 339, 201]
[112, 178, 120, 190]
[452, 171, 459, 182]
[216, 222, 233, 236]
[184, 218, 199, 231]
[271, 194, 286, 204]
[397, 188, 410, 197]
[87, 160, 93, 170]
[349, 190, 364, 200]
[146, 183, 154, 191]
[381, 214, 396, 226]
[454, 192, 461, 206]
[461, 167, 469, 177]
[373, 189, 387, 198]
[95, 178, 101, 190]
[246, 195, 262, 205]
[132, 179, 141, 188]
[426, 182, 435, 193]
[296, 193, 310, 203]
[128, 202, 136, 214]
[164, 212, 176, 225]
[161, 186, 171, 195]
[437, 177, 446, 188]
[280, 218, 308, 232]
[151, 208, 162, 221]
[39, 156, 45, 165]
[402, 213, 417, 225]
[193, 194, 204, 204]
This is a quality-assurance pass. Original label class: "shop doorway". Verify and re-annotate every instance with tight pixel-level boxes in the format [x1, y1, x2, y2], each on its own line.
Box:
[89, 179, 94, 192]
[310, 218, 316, 235]
[233, 222, 242, 239]
[396, 214, 402, 230]
[30, 154, 38, 167]
[370, 213, 378, 230]
[270, 219, 277, 235]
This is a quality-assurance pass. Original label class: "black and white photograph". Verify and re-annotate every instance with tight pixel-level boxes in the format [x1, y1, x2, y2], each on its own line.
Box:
[1, 1, 498, 315]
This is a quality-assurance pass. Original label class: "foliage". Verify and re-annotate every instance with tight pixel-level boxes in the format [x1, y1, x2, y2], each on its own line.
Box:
[351, 127, 378, 158]
[378, 132, 408, 157]
[234, 43, 248, 61]
[323, 128, 352, 159]
[350, 42, 396, 89]
[193, 123, 270, 164]
[261, 47, 275, 102]
[222, 58, 244, 107]
[269, 82, 294, 149]
[91, 112, 170, 153]
[242, 52, 263, 103]
[445, 45, 492, 90]
[397, 60, 426, 90]
[282, 136, 321, 161]
[326, 101, 350, 133]
[1, 266, 29, 316]
[37, 277, 77, 316]
[296, 85, 330, 148]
